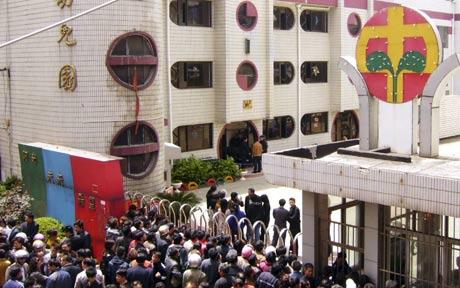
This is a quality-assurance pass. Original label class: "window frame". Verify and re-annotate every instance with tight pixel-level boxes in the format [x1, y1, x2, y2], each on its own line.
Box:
[301, 61, 328, 83]
[236, 1, 258, 32]
[300, 10, 328, 33]
[169, 0, 212, 27]
[171, 61, 213, 89]
[274, 61, 295, 85]
[236, 61, 258, 91]
[273, 6, 295, 30]
[110, 121, 160, 179]
[347, 13, 362, 37]
[301, 112, 328, 135]
[173, 123, 213, 152]
[106, 32, 158, 91]
[263, 116, 295, 141]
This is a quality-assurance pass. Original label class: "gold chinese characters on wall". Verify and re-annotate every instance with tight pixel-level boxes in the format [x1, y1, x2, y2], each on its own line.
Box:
[59, 65, 77, 92]
[56, 0, 73, 9]
[243, 100, 253, 110]
[58, 24, 77, 47]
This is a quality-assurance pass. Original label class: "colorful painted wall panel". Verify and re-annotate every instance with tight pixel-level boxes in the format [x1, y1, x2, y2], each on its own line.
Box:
[18, 144, 47, 216]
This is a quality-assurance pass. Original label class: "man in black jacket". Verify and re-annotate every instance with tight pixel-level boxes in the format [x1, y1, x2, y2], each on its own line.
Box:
[272, 199, 290, 246]
[61, 254, 82, 287]
[244, 188, 263, 240]
[74, 220, 92, 251]
[107, 246, 128, 284]
[20, 212, 39, 243]
[288, 198, 301, 237]
[127, 253, 152, 288]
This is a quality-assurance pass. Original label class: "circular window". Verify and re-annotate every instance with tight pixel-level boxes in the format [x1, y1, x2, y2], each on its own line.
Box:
[236, 61, 258, 90]
[347, 13, 362, 37]
[110, 122, 159, 179]
[237, 1, 258, 31]
[106, 32, 158, 91]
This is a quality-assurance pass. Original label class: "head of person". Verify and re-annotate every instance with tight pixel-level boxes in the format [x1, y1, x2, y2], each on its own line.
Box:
[152, 251, 161, 264]
[116, 268, 128, 284]
[188, 254, 202, 269]
[218, 263, 229, 277]
[86, 267, 98, 284]
[292, 260, 302, 272]
[15, 250, 29, 265]
[74, 220, 84, 233]
[48, 258, 61, 273]
[304, 263, 314, 278]
[60, 240, 72, 254]
[247, 188, 255, 197]
[8, 266, 22, 281]
[271, 263, 284, 278]
[32, 240, 45, 253]
[230, 192, 238, 200]
[13, 237, 25, 250]
[289, 198, 296, 207]
[136, 253, 148, 265]
[25, 212, 34, 224]
[63, 225, 74, 237]
[82, 258, 96, 270]
[279, 199, 286, 207]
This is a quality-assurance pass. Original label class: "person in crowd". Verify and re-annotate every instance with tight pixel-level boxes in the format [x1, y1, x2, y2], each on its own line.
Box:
[288, 198, 301, 238]
[20, 213, 39, 244]
[74, 220, 92, 251]
[200, 247, 220, 287]
[106, 246, 128, 285]
[61, 254, 82, 286]
[0, 248, 11, 286]
[0, 184, 381, 288]
[244, 188, 264, 240]
[251, 137, 263, 173]
[259, 135, 268, 154]
[127, 253, 151, 288]
[46, 258, 72, 288]
[182, 254, 207, 287]
[3, 266, 24, 288]
[302, 263, 319, 288]
[272, 199, 290, 246]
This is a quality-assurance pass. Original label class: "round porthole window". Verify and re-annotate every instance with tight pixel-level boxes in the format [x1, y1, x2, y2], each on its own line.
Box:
[237, 1, 258, 31]
[236, 61, 258, 91]
[106, 32, 158, 91]
[347, 13, 362, 37]
[110, 122, 159, 179]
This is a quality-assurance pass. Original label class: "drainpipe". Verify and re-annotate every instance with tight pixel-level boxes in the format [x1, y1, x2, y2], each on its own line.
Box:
[166, 0, 173, 142]
[296, 4, 302, 147]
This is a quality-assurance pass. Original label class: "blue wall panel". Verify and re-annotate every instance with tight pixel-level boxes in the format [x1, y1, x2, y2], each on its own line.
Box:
[42, 150, 75, 225]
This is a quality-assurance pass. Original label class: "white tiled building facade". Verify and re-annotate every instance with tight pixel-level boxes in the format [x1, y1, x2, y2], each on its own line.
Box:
[1, 0, 460, 193]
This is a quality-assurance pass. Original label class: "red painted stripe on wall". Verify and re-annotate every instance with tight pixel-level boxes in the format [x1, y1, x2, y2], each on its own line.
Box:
[374, 0, 398, 11]
[344, 0, 367, 10]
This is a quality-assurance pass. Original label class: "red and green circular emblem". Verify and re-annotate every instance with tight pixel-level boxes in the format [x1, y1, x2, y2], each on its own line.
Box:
[356, 6, 441, 104]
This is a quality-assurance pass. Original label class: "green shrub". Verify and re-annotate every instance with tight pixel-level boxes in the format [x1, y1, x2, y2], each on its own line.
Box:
[172, 156, 242, 184]
[35, 217, 64, 238]
[156, 191, 201, 207]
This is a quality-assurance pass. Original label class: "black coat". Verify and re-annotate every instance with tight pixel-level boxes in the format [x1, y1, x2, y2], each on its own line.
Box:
[245, 195, 263, 223]
[273, 207, 290, 229]
[289, 206, 301, 235]
[127, 266, 153, 288]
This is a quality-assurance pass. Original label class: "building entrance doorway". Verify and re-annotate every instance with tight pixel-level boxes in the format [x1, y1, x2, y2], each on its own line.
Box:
[316, 195, 364, 278]
[218, 121, 258, 167]
[332, 110, 359, 141]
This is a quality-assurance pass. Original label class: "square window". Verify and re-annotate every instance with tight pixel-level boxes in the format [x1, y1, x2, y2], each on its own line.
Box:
[301, 62, 328, 83]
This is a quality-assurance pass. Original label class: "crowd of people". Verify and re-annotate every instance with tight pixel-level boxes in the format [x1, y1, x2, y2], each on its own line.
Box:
[0, 188, 379, 288]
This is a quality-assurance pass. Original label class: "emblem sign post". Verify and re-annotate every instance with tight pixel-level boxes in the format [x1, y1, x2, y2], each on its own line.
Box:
[355, 6, 442, 154]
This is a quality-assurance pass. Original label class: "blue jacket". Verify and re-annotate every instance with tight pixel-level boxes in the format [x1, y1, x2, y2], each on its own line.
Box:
[45, 269, 72, 288]
[256, 272, 279, 288]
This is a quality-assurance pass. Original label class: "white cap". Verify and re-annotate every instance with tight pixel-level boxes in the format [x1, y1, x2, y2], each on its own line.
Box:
[32, 240, 45, 249]
[15, 249, 29, 259]
[15, 232, 28, 242]
[188, 253, 202, 268]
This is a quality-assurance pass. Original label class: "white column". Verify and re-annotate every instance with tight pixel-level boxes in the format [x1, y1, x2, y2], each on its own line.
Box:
[302, 190, 316, 265]
[364, 203, 379, 283]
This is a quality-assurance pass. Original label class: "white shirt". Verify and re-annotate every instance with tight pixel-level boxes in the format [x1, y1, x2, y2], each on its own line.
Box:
[74, 268, 105, 288]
